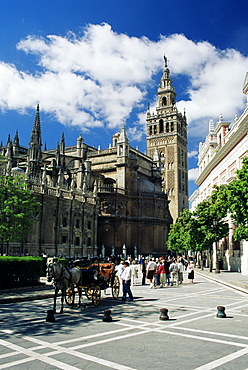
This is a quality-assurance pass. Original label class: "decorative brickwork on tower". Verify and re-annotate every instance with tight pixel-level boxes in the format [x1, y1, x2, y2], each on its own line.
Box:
[146, 57, 188, 222]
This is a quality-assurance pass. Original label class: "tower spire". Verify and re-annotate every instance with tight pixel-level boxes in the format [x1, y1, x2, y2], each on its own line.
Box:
[157, 57, 176, 108]
[28, 104, 42, 177]
[30, 104, 42, 147]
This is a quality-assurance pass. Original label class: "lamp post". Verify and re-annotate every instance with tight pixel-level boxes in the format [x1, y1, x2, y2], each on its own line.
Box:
[209, 244, 213, 272]
[213, 219, 220, 273]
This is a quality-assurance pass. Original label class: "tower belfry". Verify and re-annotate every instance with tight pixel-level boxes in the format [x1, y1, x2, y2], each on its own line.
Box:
[146, 57, 188, 222]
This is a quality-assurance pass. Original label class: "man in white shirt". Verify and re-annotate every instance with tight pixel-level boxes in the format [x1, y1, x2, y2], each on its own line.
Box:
[147, 258, 157, 288]
[120, 261, 134, 301]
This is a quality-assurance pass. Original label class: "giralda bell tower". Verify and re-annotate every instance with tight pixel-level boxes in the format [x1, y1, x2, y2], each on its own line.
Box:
[146, 57, 188, 222]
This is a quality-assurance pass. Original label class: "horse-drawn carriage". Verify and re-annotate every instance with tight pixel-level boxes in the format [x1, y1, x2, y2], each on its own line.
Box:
[46, 258, 120, 313]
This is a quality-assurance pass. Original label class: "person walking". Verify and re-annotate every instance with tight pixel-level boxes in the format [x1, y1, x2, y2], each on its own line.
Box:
[142, 259, 147, 285]
[178, 258, 184, 284]
[130, 260, 139, 285]
[139, 255, 144, 272]
[116, 260, 124, 279]
[157, 260, 166, 288]
[147, 258, 157, 288]
[115, 260, 124, 295]
[164, 257, 171, 286]
[155, 258, 160, 286]
[121, 261, 134, 301]
[187, 260, 195, 283]
[169, 258, 179, 286]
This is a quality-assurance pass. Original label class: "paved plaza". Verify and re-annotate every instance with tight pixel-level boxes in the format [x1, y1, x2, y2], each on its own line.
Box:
[1, 271, 248, 369]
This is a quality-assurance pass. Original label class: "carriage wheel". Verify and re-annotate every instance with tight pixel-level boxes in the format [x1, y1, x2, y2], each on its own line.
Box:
[112, 275, 120, 299]
[85, 287, 94, 300]
[65, 284, 75, 307]
[92, 285, 101, 306]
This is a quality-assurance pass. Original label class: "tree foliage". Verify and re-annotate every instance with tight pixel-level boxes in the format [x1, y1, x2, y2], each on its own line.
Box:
[209, 156, 248, 240]
[167, 209, 195, 253]
[167, 156, 248, 255]
[193, 198, 229, 250]
[225, 156, 248, 240]
[167, 191, 229, 255]
[0, 173, 40, 250]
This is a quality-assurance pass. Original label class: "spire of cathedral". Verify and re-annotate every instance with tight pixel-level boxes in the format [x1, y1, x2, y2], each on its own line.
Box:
[60, 132, 65, 154]
[28, 104, 42, 177]
[117, 126, 129, 157]
[14, 130, 19, 146]
[118, 126, 128, 144]
[13, 130, 20, 156]
[6, 135, 13, 175]
[30, 104, 42, 147]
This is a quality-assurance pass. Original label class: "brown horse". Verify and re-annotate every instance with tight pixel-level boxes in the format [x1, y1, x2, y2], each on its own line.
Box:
[47, 262, 81, 313]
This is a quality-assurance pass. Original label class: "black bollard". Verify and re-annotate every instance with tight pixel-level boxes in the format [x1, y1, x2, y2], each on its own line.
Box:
[159, 308, 169, 320]
[103, 309, 112, 322]
[216, 306, 226, 318]
[46, 309, 56, 322]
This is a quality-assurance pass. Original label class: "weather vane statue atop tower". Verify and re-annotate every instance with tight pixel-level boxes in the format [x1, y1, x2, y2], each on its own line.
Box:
[164, 55, 168, 68]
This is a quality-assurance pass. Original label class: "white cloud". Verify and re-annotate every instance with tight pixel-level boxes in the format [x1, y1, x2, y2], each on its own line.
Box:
[188, 150, 198, 158]
[188, 168, 199, 181]
[0, 23, 247, 140]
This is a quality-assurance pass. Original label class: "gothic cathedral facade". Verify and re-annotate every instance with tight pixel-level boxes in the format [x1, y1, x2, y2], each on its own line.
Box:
[0, 59, 187, 258]
[146, 58, 188, 222]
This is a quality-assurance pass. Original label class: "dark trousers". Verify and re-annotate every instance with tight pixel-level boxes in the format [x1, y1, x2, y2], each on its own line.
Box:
[122, 280, 133, 300]
[142, 272, 146, 285]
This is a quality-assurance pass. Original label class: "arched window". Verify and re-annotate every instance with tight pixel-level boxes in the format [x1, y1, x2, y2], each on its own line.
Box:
[162, 97, 167, 106]
[159, 119, 164, 133]
[104, 178, 116, 192]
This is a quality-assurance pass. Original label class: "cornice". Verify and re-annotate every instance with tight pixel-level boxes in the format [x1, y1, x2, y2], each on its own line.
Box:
[196, 117, 248, 185]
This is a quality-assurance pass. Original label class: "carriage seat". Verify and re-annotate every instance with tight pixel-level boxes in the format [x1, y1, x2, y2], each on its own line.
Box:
[91, 263, 114, 280]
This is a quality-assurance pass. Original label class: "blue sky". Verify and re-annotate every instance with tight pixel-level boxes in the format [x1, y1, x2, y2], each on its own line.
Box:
[1, 0, 248, 196]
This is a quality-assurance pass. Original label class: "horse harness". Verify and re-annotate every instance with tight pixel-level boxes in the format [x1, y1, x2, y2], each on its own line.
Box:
[48, 263, 73, 284]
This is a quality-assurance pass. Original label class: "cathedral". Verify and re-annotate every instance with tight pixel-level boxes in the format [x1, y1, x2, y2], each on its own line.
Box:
[0, 59, 188, 258]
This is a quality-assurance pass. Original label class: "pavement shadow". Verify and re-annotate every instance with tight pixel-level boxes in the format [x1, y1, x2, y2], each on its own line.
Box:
[0, 293, 162, 338]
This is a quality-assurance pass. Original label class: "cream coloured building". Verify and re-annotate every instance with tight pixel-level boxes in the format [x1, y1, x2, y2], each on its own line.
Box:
[189, 73, 248, 274]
